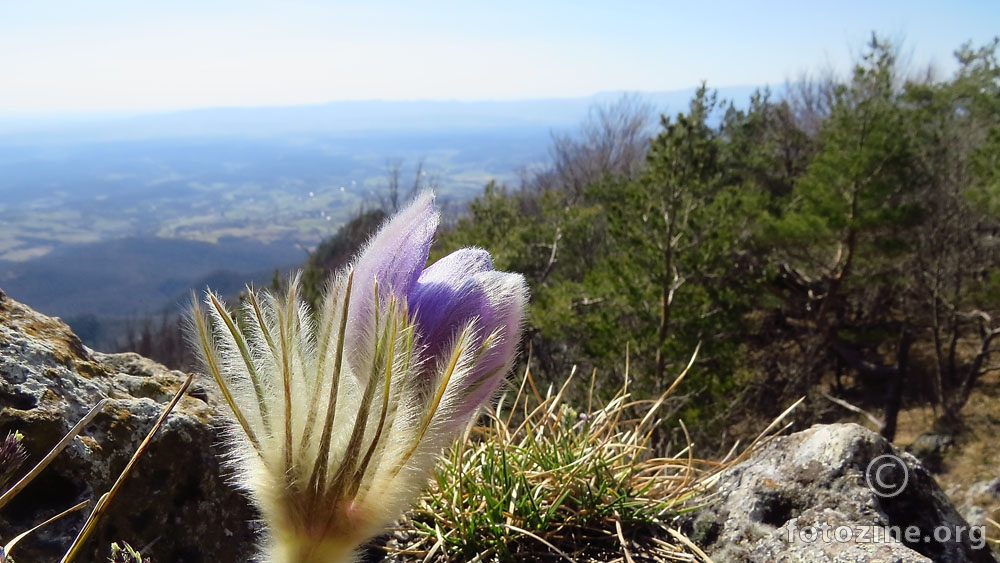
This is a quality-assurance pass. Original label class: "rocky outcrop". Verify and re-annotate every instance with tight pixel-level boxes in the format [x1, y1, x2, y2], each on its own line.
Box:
[907, 432, 956, 474]
[4, 286, 994, 563]
[0, 288, 257, 563]
[952, 478, 1000, 531]
[679, 423, 996, 563]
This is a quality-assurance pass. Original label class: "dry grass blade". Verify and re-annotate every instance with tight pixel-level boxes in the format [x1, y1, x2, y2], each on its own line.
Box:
[1, 500, 89, 562]
[0, 399, 108, 511]
[613, 517, 636, 563]
[734, 396, 805, 465]
[60, 373, 195, 563]
[500, 523, 576, 563]
[667, 528, 714, 563]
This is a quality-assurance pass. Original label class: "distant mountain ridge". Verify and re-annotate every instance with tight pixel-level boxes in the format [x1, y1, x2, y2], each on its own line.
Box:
[0, 86, 761, 143]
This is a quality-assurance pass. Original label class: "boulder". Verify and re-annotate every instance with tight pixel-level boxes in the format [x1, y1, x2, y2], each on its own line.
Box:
[0, 288, 257, 562]
[951, 478, 1000, 529]
[679, 423, 996, 563]
[907, 432, 956, 474]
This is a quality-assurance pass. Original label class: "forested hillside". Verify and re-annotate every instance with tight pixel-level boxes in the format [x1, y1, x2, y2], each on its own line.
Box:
[425, 36, 1000, 450]
[123, 35, 1000, 454]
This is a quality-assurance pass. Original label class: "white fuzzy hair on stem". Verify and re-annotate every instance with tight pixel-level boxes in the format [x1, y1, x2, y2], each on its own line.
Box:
[191, 193, 528, 563]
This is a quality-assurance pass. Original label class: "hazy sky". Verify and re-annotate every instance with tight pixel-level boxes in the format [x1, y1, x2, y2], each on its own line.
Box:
[1, 1, 997, 115]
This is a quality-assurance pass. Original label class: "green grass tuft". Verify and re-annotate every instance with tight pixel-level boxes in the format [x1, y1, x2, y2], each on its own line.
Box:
[393, 360, 721, 563]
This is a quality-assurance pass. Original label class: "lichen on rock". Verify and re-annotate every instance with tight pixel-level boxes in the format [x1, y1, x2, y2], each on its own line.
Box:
[0, 288, 257, 563]
[678, 423, 996, 563]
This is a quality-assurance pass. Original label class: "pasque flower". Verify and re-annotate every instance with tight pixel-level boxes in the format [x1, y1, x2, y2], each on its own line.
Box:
[192, 192, 528, 563]
[0, 431, 26, 491]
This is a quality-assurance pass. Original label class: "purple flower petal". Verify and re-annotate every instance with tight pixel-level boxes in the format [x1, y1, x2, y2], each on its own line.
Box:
[409, 247, 497, 361]
[410, 276, 490, 364]
[454, 270, 528, 410]
[353, 192, 438, 302]
[347, 193, 438, 372]
[417, 247, 495, 284]
[343, 192, 527, 412]
[410, 261, 527, 413]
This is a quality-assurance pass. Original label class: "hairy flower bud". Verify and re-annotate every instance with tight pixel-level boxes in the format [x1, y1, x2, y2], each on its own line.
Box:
[193, 192, 527, 563]
[0, 431, 26, 491]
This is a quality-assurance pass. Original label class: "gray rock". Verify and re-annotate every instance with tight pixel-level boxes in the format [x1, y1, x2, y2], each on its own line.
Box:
[0, 288, 257, 562]
[955, 478, 1000, 527]
[967, 479, 1000, 500]
[907, 432, 956, 473]
[678, 423, 995, 563]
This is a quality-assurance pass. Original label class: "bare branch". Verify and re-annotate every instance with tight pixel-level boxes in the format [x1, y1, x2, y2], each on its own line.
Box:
[822, 391, 883, 429]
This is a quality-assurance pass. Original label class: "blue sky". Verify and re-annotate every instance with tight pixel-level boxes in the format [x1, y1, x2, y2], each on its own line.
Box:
[0, 1, 997, 115]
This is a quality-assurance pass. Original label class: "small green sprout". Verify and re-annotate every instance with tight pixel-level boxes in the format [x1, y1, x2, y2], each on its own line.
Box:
[109, 542, 151, 563]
